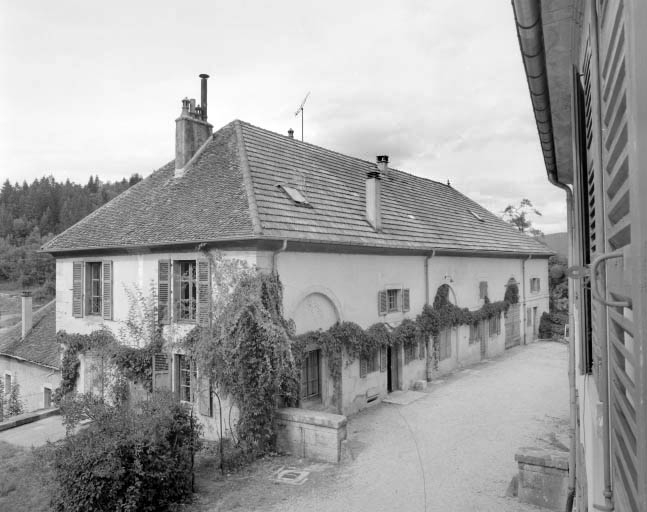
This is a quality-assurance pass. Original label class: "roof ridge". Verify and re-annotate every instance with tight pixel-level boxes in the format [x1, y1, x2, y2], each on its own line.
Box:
[234, 120, 263, 235]
[237, 120, 451, 186]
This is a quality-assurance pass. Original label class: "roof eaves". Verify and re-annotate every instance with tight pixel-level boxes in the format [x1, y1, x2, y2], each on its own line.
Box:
[234, 120, 263, 235]
[0, 351, 60, 371]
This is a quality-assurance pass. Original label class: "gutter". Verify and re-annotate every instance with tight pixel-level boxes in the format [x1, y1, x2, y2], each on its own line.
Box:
[512, 3, 578, 510]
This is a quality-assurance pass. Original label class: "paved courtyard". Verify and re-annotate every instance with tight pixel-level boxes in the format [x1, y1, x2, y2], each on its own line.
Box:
[202, 341, 569, 512]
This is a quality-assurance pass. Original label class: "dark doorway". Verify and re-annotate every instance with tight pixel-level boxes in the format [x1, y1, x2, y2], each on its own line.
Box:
[387, 345, 399, 392]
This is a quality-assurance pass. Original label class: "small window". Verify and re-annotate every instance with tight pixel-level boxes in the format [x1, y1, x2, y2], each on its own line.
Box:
[176, 354, 196, 402]
[488, 315, 501, 337]
[530, 278, 541, 293]
[278, 184, 311, 207]
[44, 387, 52, 409]
[479, 281, 488, 300]
[301, 349, 320, 398]
[404, 343, 417, 364]
[527, 308, 532, 326]
[4, 374, 11, 394]
[469, 209, 485, 222]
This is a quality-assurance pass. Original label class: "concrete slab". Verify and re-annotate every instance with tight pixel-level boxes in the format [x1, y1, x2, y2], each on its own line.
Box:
[382, 390, 426, 405]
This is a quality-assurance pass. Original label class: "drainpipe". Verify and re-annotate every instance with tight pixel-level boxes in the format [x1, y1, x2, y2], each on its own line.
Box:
[424, 251, 435, 382]
[550, 177, 578, 512]
[272, 239, 288, 273]
[522, 255, 532, 345]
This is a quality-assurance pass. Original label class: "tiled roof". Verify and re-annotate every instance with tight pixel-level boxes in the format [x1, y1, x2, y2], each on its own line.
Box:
[0, 301, 60, 370]
[43, 120, 551, 256]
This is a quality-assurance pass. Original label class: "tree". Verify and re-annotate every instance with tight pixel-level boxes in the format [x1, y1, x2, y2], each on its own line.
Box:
[502, 198, 543, 236]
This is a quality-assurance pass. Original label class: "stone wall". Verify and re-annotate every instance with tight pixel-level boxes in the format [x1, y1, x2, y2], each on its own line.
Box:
[275, 407, 347, 463]
[515, 447, 569, 511]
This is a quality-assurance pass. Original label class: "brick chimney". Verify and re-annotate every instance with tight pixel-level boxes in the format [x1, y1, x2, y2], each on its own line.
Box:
[21, 291, 32, 338]
[175, 74, 213, 178]
[366, 157, 385, 232]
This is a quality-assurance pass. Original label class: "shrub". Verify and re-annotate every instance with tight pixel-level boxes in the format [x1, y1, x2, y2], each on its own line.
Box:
[51, 393, 201, 512]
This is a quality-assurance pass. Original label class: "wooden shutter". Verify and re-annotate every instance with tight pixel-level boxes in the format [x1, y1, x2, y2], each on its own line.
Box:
[380, 346, 387, 372]
[197, 259, 211, 327]
[479, 281, 488, 299]
[102, 260, 113, 320]
[173, 262, 181, 322]
[152, 353, 170, 391]
[378, 290, 387, 315]
[359, 357, 367, 378]
[597, 3, 646, 510]
[158, 260, 171, 324]
[402, 289, 410, 312]
[72, 261, 83, 318]
[198, 376, 213, 417]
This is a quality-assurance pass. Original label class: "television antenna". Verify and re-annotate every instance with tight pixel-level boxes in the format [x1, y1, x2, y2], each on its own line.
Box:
[294, 91, 310, 142]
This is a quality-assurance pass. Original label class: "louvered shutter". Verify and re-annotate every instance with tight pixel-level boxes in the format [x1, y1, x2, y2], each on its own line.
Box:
[198, 376, 213, 417]
[380, 346, 387, 372]
[479, 281, 488, 300]
[596, 3, 646, 510]
[152, 353, 170, 391]
[402, 289, 410, 312]
[158, 260, 171, 324]
[359, 357, 367, 378]
[72, 261, 83, 318]
[196, 259, 211, 327]
[378, 290, 387, 315]
[102, 260, 113, 320]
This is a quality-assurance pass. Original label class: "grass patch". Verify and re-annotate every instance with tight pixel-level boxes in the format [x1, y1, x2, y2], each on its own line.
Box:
[0, 441, 54, 512]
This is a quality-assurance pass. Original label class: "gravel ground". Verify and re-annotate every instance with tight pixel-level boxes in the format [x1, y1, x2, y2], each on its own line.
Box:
[191, 341, 569, 512]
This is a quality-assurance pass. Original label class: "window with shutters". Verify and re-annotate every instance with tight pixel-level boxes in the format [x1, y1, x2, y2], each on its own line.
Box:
[378, 287, 410, 315]
[301, 349, 320, 399]
[72, 260, 113, 320]
[159, 258, 210, 326]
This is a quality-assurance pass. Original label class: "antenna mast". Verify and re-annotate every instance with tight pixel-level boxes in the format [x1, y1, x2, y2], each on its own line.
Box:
[294, 91, 310, 142]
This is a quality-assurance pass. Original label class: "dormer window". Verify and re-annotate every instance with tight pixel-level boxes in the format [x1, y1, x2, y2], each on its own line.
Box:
[278, 184, 311, 207]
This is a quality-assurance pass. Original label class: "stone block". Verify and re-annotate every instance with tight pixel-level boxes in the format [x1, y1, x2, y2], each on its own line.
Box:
[275, 408, 347, 463]
[412, 380, 427, 391]
[515, 447, 569, 511]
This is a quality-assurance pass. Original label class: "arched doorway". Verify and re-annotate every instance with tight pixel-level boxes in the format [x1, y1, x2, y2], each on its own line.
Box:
[292, 290, 340, 411]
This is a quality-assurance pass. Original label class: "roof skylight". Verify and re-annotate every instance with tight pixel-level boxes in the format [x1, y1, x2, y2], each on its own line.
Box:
[278, 184, 311, 207]
[469, 209, 485, 222]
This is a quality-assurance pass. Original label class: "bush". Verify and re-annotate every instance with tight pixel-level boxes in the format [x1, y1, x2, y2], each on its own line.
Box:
[51, 393, 201, 512]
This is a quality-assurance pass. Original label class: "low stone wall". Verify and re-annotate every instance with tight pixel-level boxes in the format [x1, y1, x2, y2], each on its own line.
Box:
[274, 407, 347, 463]
[515, 447, 569, 511]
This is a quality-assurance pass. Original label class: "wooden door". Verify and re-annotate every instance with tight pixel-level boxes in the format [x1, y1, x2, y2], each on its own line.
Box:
[505, 304, 521, 348]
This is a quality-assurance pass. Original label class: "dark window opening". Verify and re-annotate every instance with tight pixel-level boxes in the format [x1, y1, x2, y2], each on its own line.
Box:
[301, 350, 320, 399]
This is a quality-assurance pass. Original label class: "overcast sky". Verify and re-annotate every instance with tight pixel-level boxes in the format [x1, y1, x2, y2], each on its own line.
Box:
[0, 0, 566, 233]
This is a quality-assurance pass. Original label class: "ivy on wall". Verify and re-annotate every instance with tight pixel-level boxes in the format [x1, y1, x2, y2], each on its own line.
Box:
[294, 283, 514, 387]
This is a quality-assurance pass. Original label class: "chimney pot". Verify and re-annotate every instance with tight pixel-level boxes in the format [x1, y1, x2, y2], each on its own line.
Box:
[376, 155, 389, 175]
[199, 73, 209, 121]
[21, 290, 32, 339]
[288, 128, 294, 139]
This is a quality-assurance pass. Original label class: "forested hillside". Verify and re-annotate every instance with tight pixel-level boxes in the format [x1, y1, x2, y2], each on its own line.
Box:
[0, 174, 142, 294]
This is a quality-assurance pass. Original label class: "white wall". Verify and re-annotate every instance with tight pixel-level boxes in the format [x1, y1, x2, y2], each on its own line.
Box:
[0, 358, 60, 413]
